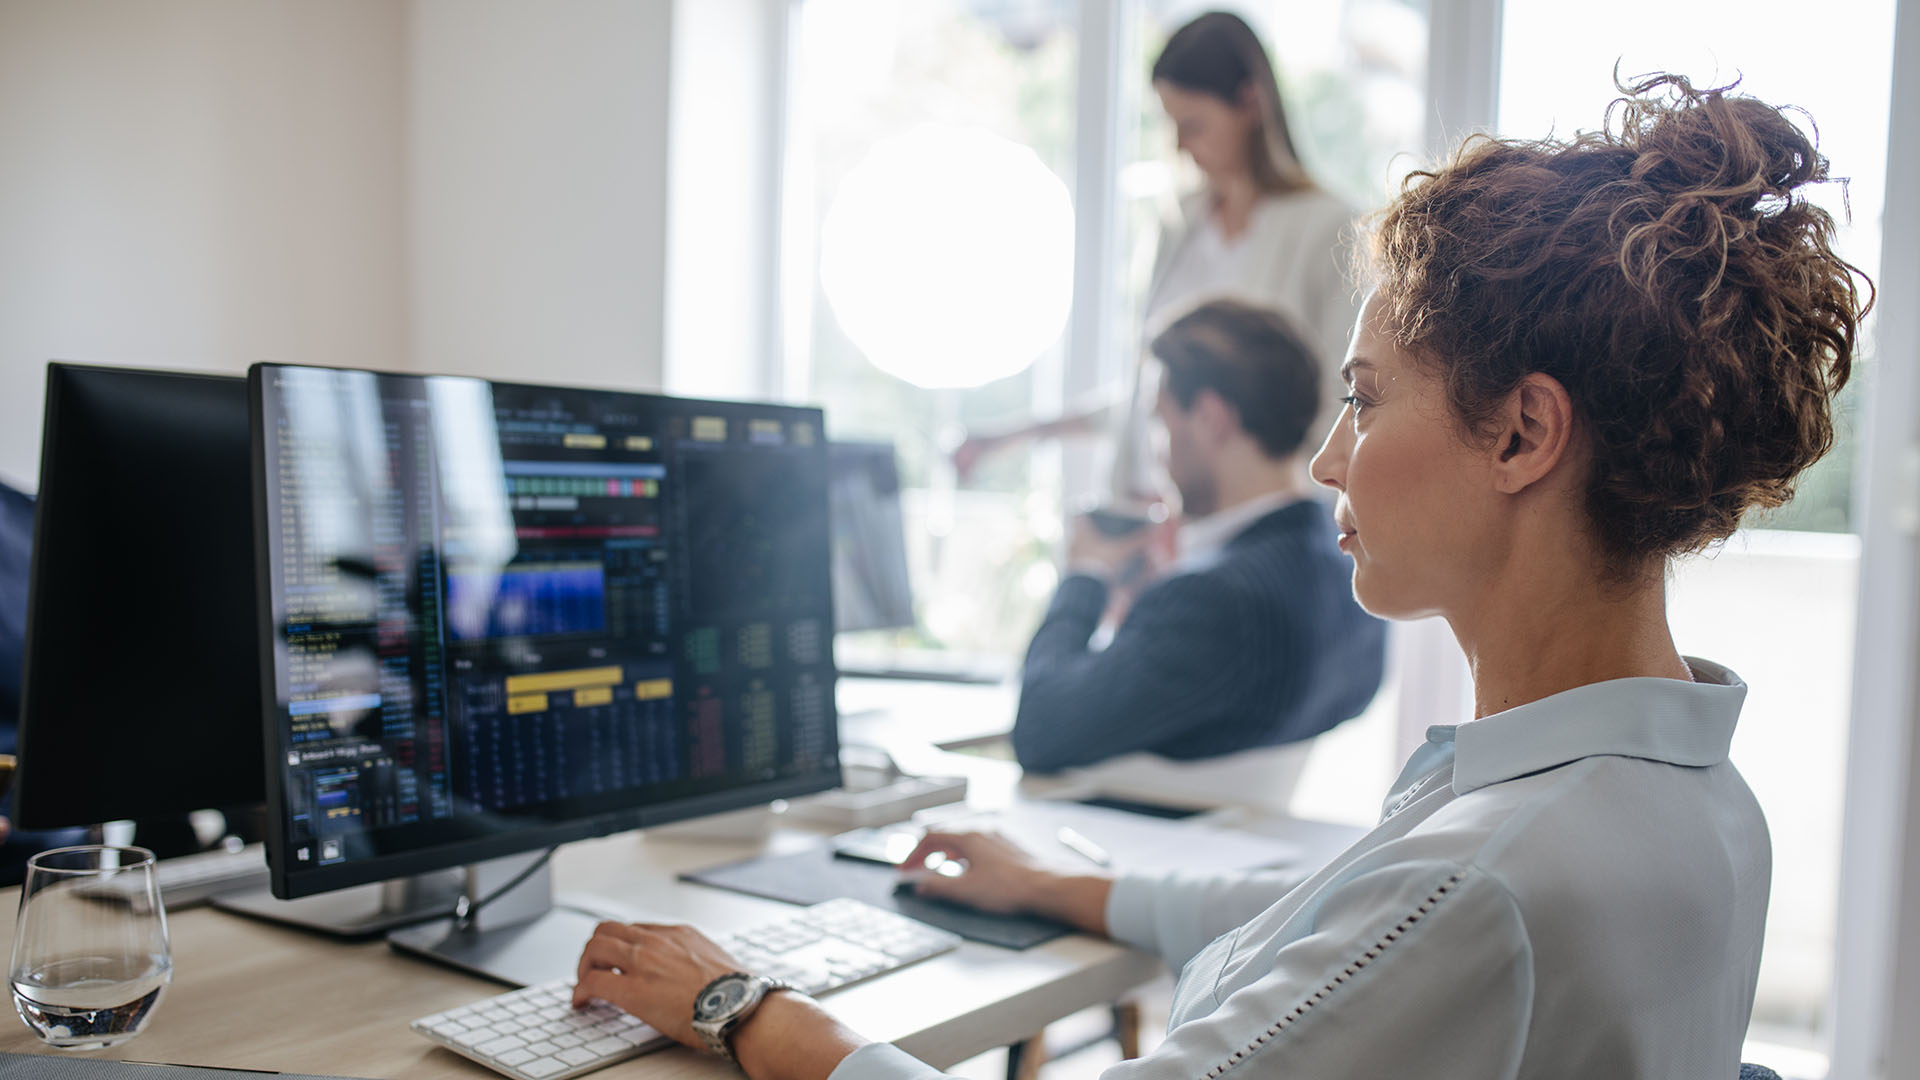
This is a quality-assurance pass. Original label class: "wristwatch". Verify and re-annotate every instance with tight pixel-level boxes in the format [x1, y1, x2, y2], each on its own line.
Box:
[690, 971, 790, 1063]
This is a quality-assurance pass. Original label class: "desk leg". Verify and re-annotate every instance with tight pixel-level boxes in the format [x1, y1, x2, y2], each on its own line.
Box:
[1005, 999, 1143, 1080]
[1007, 1034, 1047, 1080]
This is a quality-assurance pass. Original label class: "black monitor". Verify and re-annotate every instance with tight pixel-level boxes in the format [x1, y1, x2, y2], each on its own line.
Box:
[827, 441, 915, 633]
[249, 364, 841, 982]
[14, 364, 264, 832]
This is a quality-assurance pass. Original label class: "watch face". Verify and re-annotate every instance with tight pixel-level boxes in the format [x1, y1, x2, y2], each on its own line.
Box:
[698, 975, 752, 1020]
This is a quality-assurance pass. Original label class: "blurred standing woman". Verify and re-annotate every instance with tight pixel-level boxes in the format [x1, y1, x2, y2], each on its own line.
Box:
[956, 10, 1358, 503]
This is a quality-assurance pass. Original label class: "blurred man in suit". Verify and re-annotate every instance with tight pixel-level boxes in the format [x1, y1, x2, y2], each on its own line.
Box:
[1013, 300, 1385, 772]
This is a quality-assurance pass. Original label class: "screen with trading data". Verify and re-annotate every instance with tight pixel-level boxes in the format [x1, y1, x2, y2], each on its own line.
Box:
[252, 365, 839, 898]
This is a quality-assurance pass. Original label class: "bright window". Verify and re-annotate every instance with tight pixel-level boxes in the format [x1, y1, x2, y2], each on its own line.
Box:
[786, 0, 1431, 822]
[788, 0, 1079, 658]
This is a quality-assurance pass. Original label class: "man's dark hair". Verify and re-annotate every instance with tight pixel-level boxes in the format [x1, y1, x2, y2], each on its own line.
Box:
[1150, 299, 1322, 460]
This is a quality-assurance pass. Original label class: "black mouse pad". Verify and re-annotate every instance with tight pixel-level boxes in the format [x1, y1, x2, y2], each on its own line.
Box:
[680, 843, 1072, 949]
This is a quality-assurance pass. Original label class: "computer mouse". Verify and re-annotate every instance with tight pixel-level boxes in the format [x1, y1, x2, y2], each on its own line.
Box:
[894, 857, 965, 891]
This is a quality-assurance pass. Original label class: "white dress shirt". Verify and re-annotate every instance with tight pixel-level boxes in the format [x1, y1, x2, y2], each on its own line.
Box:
[830, 658, 1768, 1080]
[1171, 492, 1306, 574]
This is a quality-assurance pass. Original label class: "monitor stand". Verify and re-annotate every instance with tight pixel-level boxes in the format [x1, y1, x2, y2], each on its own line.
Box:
[211, 868, 468, 938]
[387, 850, 631, 987]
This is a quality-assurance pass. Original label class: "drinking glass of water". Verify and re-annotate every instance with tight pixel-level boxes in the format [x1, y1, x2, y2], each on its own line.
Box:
[9, 845, 171, 1049]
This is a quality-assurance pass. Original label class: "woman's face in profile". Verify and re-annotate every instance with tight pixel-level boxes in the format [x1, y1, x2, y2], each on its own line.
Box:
[1310, 297, 1501, 621]
[1154, 80, 1255, 181]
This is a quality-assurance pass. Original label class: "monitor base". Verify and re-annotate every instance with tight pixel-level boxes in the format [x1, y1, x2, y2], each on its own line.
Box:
[386, 852, 635, 986]
[209, 870, 466, 938]
[388, 905, 610, 988]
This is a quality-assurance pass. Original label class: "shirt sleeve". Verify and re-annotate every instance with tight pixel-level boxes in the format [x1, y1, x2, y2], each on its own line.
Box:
[1104, 862, 1533, 1080]
[827, 862, 1533, 1080]
[1104, 870, 1310, 973]
[827, 1043, 951, 1080]
[1012, 571, 1260, 773]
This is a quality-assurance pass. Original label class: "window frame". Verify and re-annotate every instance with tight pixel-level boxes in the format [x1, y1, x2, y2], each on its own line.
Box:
[1829, 1, 1920, 1075]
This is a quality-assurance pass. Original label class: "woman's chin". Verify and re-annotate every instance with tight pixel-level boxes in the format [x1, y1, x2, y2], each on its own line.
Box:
[1349, 567, 1423, 622]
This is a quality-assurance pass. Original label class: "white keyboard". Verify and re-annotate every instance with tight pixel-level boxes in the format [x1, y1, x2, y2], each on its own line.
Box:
[154, 843, 270, 906]
[77, 843, 270, 909]
[411, 898, 962, 1080]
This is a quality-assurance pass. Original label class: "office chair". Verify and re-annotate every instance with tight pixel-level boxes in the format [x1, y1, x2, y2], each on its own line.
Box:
[0, 480, 89, 885]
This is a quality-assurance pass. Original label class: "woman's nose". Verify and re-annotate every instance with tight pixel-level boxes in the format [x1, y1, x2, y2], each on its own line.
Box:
[1309, 413, 1351, 491]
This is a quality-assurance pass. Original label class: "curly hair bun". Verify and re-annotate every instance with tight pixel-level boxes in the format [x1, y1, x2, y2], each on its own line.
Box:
[1370, 73, 1872, 572]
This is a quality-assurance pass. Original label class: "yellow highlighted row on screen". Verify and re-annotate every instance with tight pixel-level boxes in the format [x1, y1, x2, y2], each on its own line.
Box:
[504, 665, 623, 696]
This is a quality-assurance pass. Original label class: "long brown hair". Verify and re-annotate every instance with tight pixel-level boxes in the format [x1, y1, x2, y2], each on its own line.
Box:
[1151, 10, 1315, 195]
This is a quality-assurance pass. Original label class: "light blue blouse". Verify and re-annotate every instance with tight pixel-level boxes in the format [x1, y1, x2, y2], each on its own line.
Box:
[831, 658, 1768, 1080]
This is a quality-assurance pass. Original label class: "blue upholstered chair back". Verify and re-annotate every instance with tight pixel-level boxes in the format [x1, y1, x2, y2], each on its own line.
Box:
[0, 478, 92, 884]
[0, 479, 30, 741]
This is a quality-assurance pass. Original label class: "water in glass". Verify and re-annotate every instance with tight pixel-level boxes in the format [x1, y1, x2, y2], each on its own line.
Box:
[9, 845, 171, 1049]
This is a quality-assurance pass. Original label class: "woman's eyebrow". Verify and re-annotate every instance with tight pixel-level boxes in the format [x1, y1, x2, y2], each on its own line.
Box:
[1339, 357, 1375, 384]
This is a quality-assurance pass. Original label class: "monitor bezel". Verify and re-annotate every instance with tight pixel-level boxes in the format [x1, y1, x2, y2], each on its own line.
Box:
[248, 363, 844, 901]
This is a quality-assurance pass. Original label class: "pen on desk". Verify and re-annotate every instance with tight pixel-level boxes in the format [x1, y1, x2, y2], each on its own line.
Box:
[1056, 825, 1112, 867]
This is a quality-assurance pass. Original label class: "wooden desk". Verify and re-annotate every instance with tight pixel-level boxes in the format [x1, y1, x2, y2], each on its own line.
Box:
[0, 825, 1161, 1079]
[0, 694, 1363, 1079]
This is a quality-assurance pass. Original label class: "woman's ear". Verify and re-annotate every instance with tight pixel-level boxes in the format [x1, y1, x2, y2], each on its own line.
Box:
[1489, 372, 1576, 495]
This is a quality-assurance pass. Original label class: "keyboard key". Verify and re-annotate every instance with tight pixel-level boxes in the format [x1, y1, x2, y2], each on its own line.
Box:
[476, 1035, 525, 1056]
[558, 1047, 600, 1066]
[497, 1049, 536, 1067]
[520, 1058, 567, 1079]
[613, 1027, 654, 1046]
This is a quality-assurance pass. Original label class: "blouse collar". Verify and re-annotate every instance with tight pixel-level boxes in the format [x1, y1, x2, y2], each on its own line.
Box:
[1424, 657, 1748, 795]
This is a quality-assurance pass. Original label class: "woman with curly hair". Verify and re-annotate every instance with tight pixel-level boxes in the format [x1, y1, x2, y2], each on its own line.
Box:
[566, 75, 1870, 1079]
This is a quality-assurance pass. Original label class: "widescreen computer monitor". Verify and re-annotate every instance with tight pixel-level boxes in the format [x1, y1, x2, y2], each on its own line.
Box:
[251, 364, 841, 982]
[14, 364, 264, 833]
[827, 441, 915, 633]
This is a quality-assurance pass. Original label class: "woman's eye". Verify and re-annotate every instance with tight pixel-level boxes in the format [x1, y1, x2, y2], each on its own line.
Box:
[1339, 394, 1374, 430]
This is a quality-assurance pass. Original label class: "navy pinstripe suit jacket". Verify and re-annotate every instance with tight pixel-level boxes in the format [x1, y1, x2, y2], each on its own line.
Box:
[1013, 500, 1387, 773]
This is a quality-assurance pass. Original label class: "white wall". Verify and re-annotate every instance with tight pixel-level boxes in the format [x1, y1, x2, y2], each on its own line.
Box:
[407, 0, 674, 392]
[0, 0, 408, 492]
[662, 0, 784, 402]
[0, 0, 681, 493]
